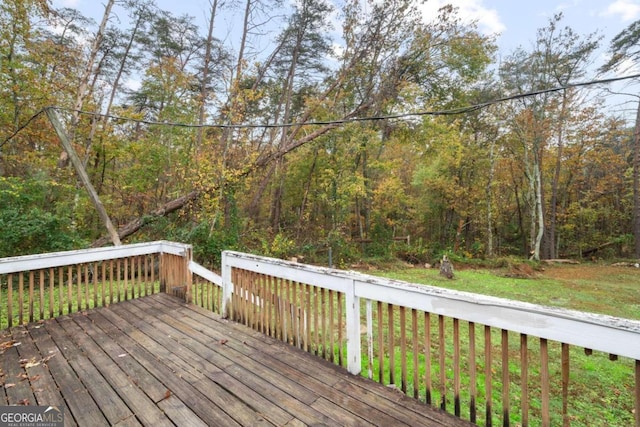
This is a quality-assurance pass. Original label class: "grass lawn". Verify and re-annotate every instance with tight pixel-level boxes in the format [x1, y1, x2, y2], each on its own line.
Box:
[372, 262, 640, 320]
[357, 261, 640, 426]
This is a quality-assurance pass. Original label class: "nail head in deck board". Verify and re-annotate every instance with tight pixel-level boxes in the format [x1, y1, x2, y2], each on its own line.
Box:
[27, 320, 110, 426]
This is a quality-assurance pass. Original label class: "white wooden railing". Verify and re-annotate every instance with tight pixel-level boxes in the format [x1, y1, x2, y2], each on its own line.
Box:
[212, 250, 640, 427]
[2, 243, 639, 426]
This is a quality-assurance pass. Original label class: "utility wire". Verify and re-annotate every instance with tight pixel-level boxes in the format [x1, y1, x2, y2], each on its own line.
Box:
[55, 72, 640, 128]
[2, 72, 640, 147]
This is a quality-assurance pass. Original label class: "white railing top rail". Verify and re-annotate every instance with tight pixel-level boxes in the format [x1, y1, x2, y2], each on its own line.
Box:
[189, 260, 223, 287]
[0, 241, 192, 275]
[222, 250, 640, 360]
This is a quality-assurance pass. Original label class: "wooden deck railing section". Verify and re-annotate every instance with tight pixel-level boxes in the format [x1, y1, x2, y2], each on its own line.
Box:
[0, 241, 191, 329]
[208, 251, 640, 427]
[2, 243, 640, 426]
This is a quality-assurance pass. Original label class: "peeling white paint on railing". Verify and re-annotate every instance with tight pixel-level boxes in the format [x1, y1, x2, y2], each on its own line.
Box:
[0, 241, 191, 274]
[220, 250, 640, 368]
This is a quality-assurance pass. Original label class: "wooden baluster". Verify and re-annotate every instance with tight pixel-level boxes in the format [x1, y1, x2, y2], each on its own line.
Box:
[266, 275, 273, 337]
[261, 274, 267, 334]
[101, 262, 106, 307]
[19, 272, 24, 325]
[108, 260, 114, 305]
[28, 271, 34, 323]
[150, 255, 156, 294]
[469, 322, 477, 424]
[485, 325, 493, 427]
[454, 318, 461, 417]
[84, 264, 89, 309]
[424, 311, 432, 405]
[400, 305, 407, 394]
[252, 272, 259, 331]
[123, 258, 129, 301]
[562, 343, 570, 427]
[49, 268, 55, 319]
[116, 259, 121, 302]
[388, 304, 396, 386]
[329, 289, 335, 361]
[7, 273, 13, 327]
[321, 287, 327, 359]
[439, 315, 446, 411]
[540, 338, 550, 427]
[67, 266, 72, 314]
[378, 301, 385, 384]
[412, 309, 419, 399]
[502, 329, 510, 426]
[58, 268, 64, 316]
[137, 256, 142, 297]
[39, 270, 45, 320]
[92, 262, 98, 308]
[338, 292, 344, 365]
[306, 283, 312, 353]
[366, 300, 373, 379]
[521, 334, 529, 427]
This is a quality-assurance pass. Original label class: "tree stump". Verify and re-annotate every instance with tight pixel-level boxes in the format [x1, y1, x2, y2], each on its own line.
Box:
[439, 255, 454, 279]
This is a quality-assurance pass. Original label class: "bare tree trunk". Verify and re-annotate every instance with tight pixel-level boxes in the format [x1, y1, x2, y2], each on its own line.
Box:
[548, 90, 569, 259]
[486, 138, 496, 257]
[196, 0, 219, 149]
[58, 0, 115, 167]
[533, 153, 544, 260]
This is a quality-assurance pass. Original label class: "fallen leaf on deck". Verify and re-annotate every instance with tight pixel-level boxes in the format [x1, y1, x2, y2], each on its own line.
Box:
[164, 390, 171, 399]
[41, 353, 56, 363]
[30, 375, 41, 382]
[24, 361, 41, 369]
[218, 339, 228, 345]
[5, 383, 16, 388]
[18, 399, 29, 405]
[117, 353, 127, 358]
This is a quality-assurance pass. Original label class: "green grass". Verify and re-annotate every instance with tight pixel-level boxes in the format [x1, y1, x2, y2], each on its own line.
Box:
[374, 264, 640, 320]
[356, 263, 640, 426]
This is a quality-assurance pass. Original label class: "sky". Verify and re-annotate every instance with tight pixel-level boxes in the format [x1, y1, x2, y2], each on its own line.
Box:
[51, 0, 640, 113]
[51, 0, 640, 67]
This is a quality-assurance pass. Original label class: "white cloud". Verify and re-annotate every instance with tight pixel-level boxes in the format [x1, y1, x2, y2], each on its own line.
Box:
[56, 0, 80, 7]
[601, 0, 640, 21]
[417, 0, 506, 36]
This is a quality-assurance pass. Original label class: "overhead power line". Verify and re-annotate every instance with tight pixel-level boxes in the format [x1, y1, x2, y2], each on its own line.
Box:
[2, 72, 640, 148]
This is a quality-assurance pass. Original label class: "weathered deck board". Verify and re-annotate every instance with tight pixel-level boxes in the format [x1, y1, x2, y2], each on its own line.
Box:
[1, 293, 473, 426]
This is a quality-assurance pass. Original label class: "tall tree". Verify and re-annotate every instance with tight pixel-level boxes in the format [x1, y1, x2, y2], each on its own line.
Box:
[602, 20, 640, 259]
[500, 13, 598, 259]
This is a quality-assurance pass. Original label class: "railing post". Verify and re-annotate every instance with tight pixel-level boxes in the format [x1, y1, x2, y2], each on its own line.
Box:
[221, 251, 233, 319]
[184, 246, 192, 303]
[346, 278, 361, 375]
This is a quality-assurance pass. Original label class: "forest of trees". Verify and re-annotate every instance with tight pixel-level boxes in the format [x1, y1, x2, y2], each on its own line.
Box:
[1, 0, 639, 266]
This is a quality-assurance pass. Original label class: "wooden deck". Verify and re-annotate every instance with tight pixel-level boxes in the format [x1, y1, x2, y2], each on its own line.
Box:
[0, 293, 472, 426]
